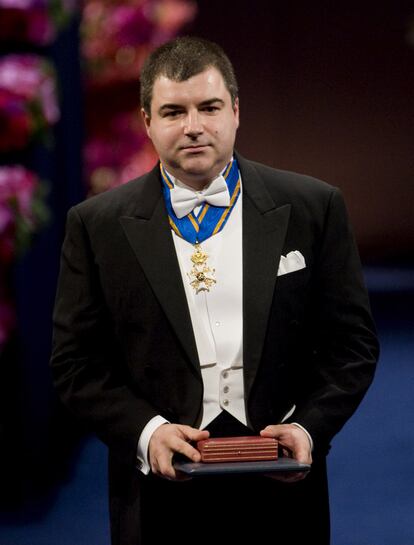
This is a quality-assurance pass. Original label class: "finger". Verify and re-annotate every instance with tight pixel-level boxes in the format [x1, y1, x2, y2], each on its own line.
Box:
[177, 425, 210, 442]
[171, 426, 210, 462]
[149, 424, 206, 478]
[287, 431, 312, 464]
[154, 451, 177, 479]
[260, 425, 284, 437]
[173, 470, 193, 482]
[158, 464, 177, 480]
[155, 435, 202, 478]
[260, 425, 312, 464]
[264, 471, 309, 483]
[149, 432, 177, 477]
[293, 441, 312, 464]
[171, 436, 202, 462]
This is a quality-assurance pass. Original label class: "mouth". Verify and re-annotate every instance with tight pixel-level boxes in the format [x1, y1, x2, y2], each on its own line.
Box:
[180, 144, 210, 153]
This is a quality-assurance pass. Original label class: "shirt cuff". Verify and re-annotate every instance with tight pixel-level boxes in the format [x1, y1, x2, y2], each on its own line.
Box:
[136, 415, 169, 474]
[291, 422, 314, 451]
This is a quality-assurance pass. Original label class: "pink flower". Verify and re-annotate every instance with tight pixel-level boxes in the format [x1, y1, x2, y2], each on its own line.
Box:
[0, 88, 32, 151]
[0, 0, 47, 8]
[0, 165, 37, 220]
[0, 164, 48, 315]
[0, 216, 15, 264]
[28, 7, 56, 44]
[0, 5, 55, 46]
[0, 0, 78, 46]
[85, 111, 148, 174]
[156, 0, 197, 33]
[82, 0, 197, 194]
[0, 165, 43, 255]
[118, 144, 158, 185]
[0, 54, 60, 124]
[0, 198, 16, 264]
[85, 111, 158, 194]
[0, 203, 14, 233]
[0, 204, 15, 265]
[110, 3, 154, 46]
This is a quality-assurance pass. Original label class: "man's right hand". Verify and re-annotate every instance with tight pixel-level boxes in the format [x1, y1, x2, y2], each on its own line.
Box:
[148, 423, 209, 480]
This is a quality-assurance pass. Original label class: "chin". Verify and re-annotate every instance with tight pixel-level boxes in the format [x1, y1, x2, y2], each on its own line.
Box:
[182, 158, 214, 175]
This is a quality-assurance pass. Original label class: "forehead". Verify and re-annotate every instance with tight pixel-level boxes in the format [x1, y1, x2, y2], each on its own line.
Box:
[151, 67, 230, 107]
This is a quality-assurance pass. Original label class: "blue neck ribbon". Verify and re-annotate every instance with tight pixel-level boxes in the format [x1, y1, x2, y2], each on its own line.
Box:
[160, 158, 241, 244]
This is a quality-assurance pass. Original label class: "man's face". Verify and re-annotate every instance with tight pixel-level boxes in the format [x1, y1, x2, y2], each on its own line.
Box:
[142, 67, 239, 189]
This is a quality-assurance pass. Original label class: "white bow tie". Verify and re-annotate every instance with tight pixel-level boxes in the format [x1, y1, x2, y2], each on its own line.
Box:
[170, 175, 230, 219]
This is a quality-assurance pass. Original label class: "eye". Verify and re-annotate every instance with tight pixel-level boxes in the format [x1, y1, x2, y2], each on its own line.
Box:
[163, 110, 182, 118]
[201, 106, 220, 113]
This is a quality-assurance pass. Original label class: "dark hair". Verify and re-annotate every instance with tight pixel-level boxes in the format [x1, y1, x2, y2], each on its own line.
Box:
[140, 36, 238, 115]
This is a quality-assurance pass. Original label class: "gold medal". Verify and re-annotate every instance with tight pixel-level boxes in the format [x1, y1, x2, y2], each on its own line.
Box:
[187, 243, 216, 294]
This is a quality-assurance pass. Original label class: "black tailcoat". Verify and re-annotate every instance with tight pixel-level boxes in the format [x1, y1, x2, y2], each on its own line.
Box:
[50, 154, 379, 544]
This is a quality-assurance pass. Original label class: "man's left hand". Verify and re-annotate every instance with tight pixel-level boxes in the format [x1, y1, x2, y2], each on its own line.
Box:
[259, 423, 312, 482]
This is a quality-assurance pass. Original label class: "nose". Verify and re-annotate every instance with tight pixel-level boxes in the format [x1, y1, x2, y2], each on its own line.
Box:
[183, 110, 203, 137]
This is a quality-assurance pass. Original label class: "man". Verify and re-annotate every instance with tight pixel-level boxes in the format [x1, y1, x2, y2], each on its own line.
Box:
[51, 37, 379, 544]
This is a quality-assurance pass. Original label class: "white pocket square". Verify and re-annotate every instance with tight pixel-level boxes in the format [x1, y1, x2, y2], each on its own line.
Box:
[277, 251, 306, 276]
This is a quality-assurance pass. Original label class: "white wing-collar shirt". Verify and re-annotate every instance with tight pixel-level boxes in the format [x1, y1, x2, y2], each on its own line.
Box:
[136, 165, 312, 473]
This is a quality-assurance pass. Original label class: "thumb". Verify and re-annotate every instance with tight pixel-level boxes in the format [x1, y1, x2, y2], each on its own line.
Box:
[260, 425, 312, 464]
[178, 425, 210, 442]
[260, 424, 285, 437]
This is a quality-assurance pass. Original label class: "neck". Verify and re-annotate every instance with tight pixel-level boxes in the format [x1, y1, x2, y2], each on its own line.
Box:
[165, 158, 233, 191]
[178, 176, 215, 191]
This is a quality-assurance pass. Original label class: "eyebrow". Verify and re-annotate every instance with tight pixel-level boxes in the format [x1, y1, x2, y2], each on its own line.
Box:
[158, 98, 225, 114]
[199, 98, 225, 107]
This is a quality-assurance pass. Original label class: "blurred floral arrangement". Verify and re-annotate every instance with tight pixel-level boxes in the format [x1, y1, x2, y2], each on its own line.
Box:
[81, 0, 197, 195]
[0, 54, 60, 151]
[0, 166, 48, 263]
[0, 0, 77, 351]
[0, 0, 195, 347]
[0, 0, 77, 46]
[0, 166, 49, 345]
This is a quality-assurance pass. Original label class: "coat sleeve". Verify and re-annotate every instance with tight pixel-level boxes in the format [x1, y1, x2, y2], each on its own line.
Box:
[50, 206, 159, 465]
[286, 187, 379, 453]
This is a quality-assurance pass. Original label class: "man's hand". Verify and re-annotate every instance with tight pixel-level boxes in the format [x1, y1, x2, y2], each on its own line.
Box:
[149, 423, 209, 480]
[260, 423, 312, 482]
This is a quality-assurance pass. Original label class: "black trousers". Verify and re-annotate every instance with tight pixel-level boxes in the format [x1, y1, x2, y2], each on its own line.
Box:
[140, 412, 330, 544]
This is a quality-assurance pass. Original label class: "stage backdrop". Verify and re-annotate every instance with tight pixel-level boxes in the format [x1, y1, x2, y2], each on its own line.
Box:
[190, 1, 414, 262]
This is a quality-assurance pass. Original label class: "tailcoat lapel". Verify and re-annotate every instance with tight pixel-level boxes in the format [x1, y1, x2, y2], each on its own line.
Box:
[118, 156, 291, 397]
[238, 156, 291, 400]
[119, 166, 200, 375]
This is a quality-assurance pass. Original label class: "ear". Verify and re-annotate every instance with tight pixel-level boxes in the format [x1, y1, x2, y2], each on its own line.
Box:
[233, 97, 240, 129]
[141, 108, 151, 137]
